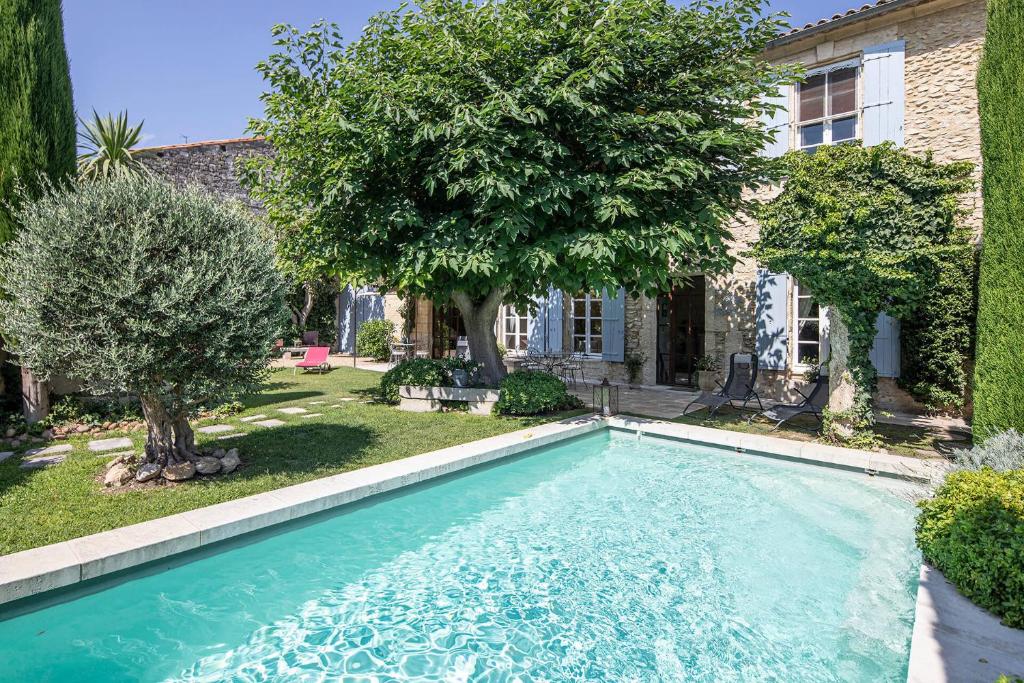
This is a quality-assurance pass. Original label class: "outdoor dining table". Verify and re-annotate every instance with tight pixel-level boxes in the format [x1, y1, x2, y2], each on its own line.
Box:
[392, 342, 416, 361]
[527, 353, 568, 374]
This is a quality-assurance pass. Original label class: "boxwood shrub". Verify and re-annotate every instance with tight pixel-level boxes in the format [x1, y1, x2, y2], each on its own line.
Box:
[378, 358, 450, 403]
[356, 319, 395, 361]
[916, 468, 1024, 628]
[494, 371, 583, 416]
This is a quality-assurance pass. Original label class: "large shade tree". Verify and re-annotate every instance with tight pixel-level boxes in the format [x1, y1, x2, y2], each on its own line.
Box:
[753, 144, 973, 442]
[0, 174, 286, 475]
[248, 0, 794, 385]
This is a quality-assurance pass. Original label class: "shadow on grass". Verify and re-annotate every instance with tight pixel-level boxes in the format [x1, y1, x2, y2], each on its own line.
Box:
[0, 459, 45, 497]
[211, 423, 379, 480]
[243, 391, 324, 410]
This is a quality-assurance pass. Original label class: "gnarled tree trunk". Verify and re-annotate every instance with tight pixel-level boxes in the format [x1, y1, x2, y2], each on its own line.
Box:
[826, 308, 878, 440]
[21, 367, 49, 424]
[452, 288, 507, 388]
[140, 394, 196, 466]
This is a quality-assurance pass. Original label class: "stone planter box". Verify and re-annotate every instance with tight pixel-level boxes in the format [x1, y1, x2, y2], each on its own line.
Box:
[398, 386, 501, 416]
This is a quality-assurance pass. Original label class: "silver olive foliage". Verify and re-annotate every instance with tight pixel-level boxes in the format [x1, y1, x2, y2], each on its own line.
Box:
[0, 173, 287, 463]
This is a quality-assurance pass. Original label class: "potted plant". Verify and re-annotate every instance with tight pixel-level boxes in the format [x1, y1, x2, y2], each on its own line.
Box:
[624, 351, 647, 389]
[695, 354, 720, 392]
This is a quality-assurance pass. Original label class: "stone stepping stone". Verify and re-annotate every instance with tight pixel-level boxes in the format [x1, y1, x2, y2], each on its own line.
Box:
[98, 450, 135, 460]
[240, 414, 267, 422]
[217, 433, 246, 440]
[197, 424, 235, 434]
[277, 407, 309, 415]
[88, 437, 133, 452]
[329, 404, 342, 408]
[24, 444, 72, 457]
[252, 419, 286, 428]
[339, 398, 355, 402]
[300, 413, 322, 419]
[20, 454, 66, 469]
[0, 451, 14, 463]
[308, 401, 326, 405]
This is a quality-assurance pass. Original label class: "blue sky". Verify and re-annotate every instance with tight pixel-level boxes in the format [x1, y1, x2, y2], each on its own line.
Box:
[63, 1, 856, 148]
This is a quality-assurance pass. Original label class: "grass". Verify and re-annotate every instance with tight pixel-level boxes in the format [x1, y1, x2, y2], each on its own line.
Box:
[661, 406, 966, 459]
[0, 367, 583, 555]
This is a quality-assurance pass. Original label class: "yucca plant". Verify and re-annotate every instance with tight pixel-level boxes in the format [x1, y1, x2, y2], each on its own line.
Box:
[76, 110, 146, 179]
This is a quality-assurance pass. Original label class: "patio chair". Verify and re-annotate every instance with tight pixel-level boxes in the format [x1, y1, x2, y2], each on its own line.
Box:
[559, 352, 585, 387]
[455, 336, 471, 360]
[389, 343, 407, 366]
[683, 352, 763, 417]
[294, 346, 331, 375]
[748, 374, 829, 430]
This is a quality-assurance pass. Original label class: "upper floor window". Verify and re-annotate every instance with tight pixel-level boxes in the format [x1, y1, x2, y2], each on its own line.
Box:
[797, 66, 859, 153]
[572, 293, 602, 356]
[502, 305, 529, 353]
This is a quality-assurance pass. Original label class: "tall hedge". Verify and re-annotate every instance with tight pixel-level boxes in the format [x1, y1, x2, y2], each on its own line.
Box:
[974, 0, 1024, 440]
[0, 0, 76, 242]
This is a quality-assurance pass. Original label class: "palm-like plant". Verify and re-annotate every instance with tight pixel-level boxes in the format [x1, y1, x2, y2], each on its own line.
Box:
[77, 110, 146, 179]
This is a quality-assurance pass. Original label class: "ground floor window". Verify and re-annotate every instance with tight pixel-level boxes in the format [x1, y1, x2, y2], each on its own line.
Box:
[793, 280, 823, 368]
[572, 293, 602, 356]
[502, 305, 529, 353]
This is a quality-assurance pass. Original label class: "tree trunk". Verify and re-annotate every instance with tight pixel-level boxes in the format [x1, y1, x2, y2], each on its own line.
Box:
[140, 395, 196, 466]
[290, 281, 315, 331]
[452, 288, 507, 387]
[20, 367, 49, 424]
[826, 308, 877, 440]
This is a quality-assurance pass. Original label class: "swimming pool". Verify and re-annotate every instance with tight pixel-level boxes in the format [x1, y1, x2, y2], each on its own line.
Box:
[0, 429, 921, 681]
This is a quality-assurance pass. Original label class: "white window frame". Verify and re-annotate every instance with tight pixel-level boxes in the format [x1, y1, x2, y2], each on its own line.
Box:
[571, 293, 603, 357]
[500, 305, 529, 355]
[795, 59, 862, 153]
[792, 281, 827, 371]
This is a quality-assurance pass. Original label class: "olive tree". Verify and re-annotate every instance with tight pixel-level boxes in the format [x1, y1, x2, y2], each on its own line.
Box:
[247, 0, 794, 386]
[0, 174, 286, 469]
[752, 143, 973, 441]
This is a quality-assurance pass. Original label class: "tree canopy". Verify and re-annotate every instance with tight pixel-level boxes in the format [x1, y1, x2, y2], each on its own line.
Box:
[753, 143, 973, 439]
[247, 0, 794, 382]
[0, 174, 286, 473]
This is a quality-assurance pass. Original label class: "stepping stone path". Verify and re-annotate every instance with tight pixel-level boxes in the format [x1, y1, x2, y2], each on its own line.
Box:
[300, 413, 322, 419]
[88, 437, 133, 452]
[278, 407, 309, 415]
[99, 450, 135, 460]
[24, 444, 72, 457]
[339, 398, 355, 402]
[309, 401, 326, 405]
[0, 451, 14, 463]
[329, 405, 342, 408]
[20, 454, 67, 469]
[240, 414, 267, 423]
[198, 424, 235, 434]
[217, 433, 246, 440]
[252, 419, 286, 428]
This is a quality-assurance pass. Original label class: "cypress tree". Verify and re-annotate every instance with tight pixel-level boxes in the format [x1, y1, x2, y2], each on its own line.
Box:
[0, 0, 77, 242]
[974, 0, 1024, 440]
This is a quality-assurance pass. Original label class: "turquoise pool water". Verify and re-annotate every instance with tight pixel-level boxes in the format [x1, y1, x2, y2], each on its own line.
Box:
[0, 430, 921, 681]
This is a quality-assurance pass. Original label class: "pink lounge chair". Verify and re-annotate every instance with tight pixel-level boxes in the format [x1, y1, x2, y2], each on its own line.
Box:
[294, 346, 331, 374]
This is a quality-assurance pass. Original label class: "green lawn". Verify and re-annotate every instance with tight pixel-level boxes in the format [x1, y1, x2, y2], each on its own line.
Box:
[663, 406, 966, 459]
[0, 367, 582, 555]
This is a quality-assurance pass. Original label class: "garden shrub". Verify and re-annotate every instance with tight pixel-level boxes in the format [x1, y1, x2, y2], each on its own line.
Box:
[379, 358, 450, 403]
[916, 468, 1024, 628]
[494, 371, 584, 416]
[953, 429, 1024, 472]
[973, 0, 1024, 440]
[356, 319, 395, 360]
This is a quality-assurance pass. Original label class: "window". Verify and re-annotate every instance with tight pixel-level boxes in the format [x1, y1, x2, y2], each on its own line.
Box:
[572, 293, 603, 356]
[502, 305, 529, 353]
[797, 66, 859, 153]
[793, 281, 823, 368]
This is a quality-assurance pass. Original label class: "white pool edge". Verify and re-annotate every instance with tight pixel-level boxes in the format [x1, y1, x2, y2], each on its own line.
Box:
[0, 414, 945, 609]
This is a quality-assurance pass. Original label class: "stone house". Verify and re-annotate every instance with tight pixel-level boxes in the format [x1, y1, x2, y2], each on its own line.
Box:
[137, 0, 985, 405]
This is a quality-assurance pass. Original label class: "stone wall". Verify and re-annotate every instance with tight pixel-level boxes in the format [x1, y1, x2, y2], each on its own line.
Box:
[135, 137, 270, 210]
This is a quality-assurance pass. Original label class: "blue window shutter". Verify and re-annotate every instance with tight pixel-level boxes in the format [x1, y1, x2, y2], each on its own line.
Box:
[601, 288, 625, 362]
[862, 40, 905, 147]
[869, 313, 901, 378]
[338, 285, 355, 354]
[527, 293, 547, 353]
[546, 287, 563, 354]
[760, 86, 791, 158]
[755, 270, 790, 369]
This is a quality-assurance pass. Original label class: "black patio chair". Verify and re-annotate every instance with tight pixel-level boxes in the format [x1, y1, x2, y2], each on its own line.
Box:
[684, 352, 763, 417]
[748, 374, 829, 430]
